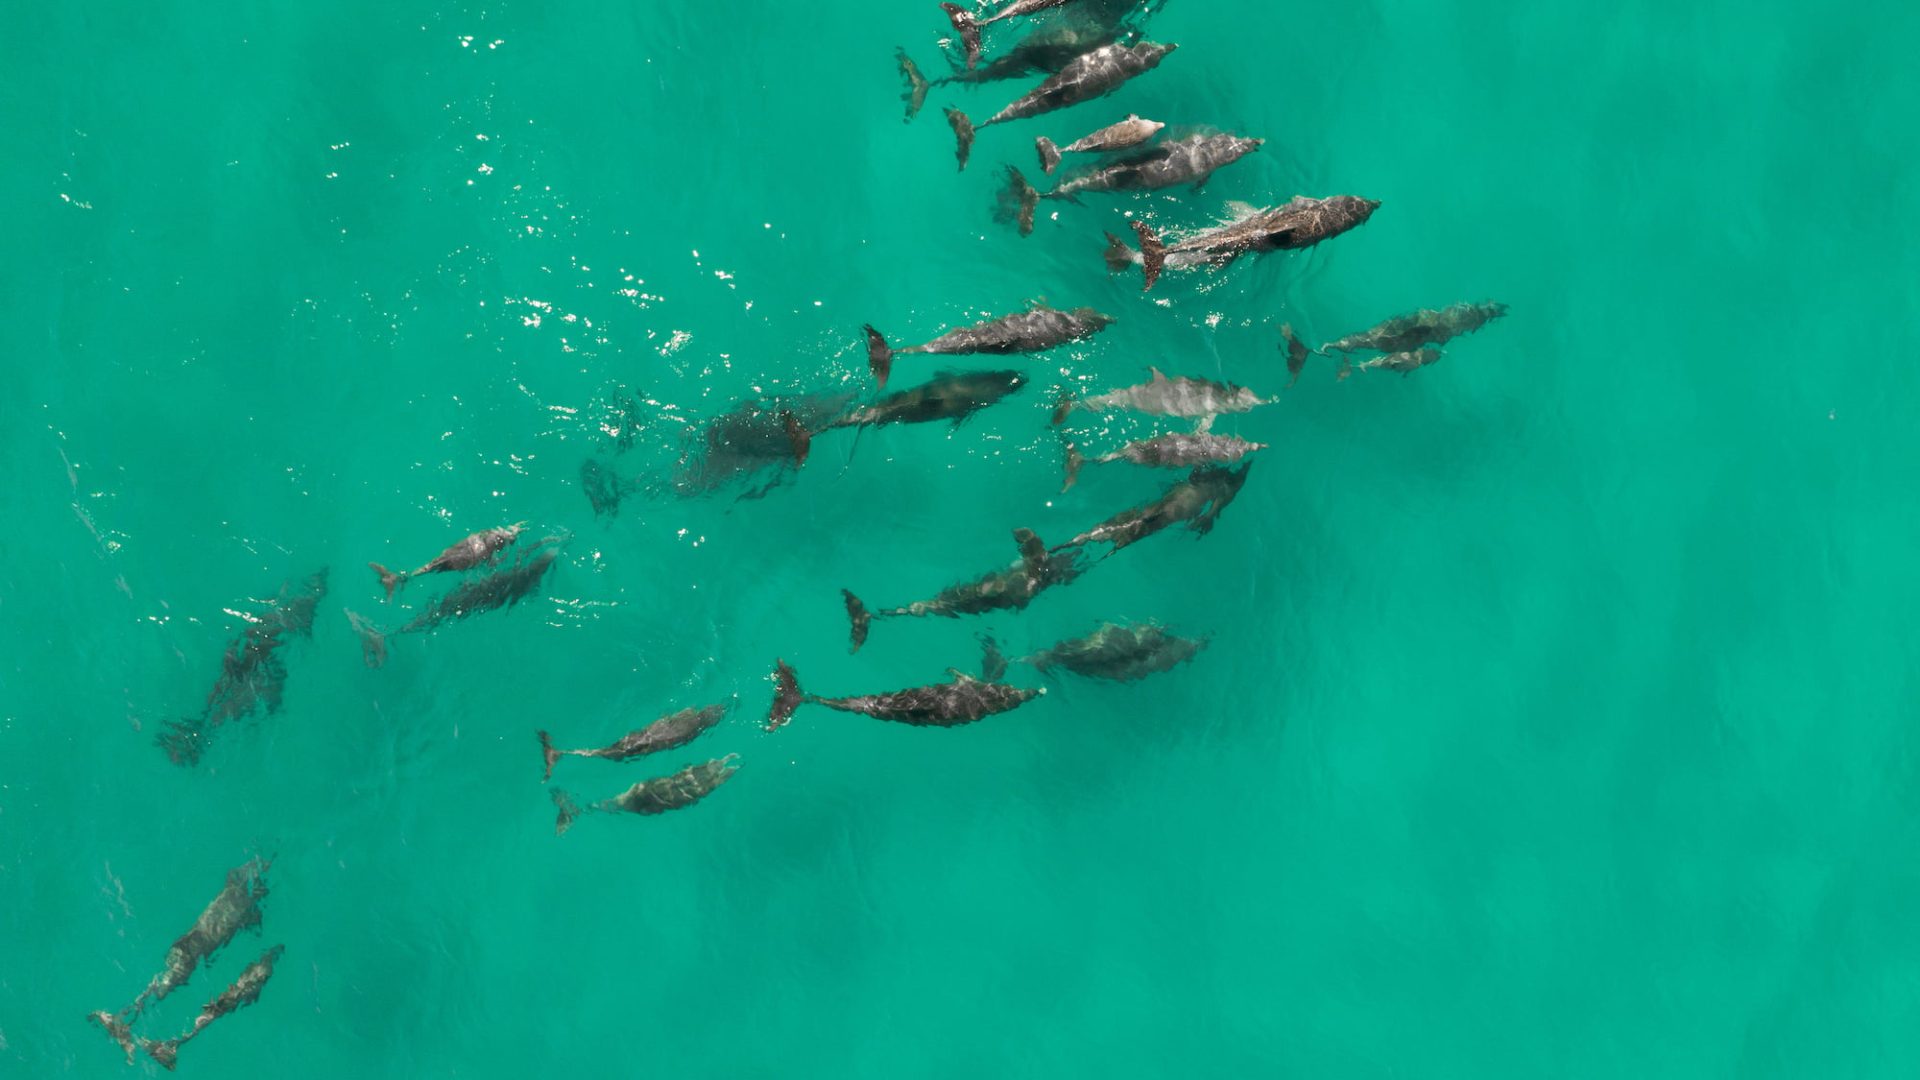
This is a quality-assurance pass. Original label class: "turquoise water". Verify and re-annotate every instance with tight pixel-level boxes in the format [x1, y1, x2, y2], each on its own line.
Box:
[5, 0, 1919, 1074]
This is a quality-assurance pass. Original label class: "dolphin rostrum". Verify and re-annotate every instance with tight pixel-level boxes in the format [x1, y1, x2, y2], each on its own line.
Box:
[537, 700, 733, 781]
[1103, 195, 1381, 289]
[1035, 113, 1163, 173]
[767, 660, 1044, 730]
[1001, 133, 1262, 235]
[551, 756, 740, 835]
[369, 523, 526, 600]
[944, 41, 1175, 169]
[1061, 431, 1265, 490]
[864, 303, 1112, 387]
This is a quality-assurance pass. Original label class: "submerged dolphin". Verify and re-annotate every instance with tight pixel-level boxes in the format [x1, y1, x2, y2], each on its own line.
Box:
[944, 41, 1175, 169]
[1061, 431, 1265, 490]
[1053, 367, 1269, 426]
[537, 700, 732, 781]
[1103, 195, 1381, 289]
[767, 661, 1043, 730]
[784, 370, 1028, 465]
[863, 303, 1112, 387]
[841, 528, 1084, 651]
[551, 756, 739, 835]
[1001, 134, 1262, 235]
[1055, 463, 1254, 551]
[158, 572, 328, 767]
[1318, 301, 1508, 355]
[369, 524, 526, 600]
[981, 622, 1208, 682]
[1035, 113, 1163, 173]
[1354, 347, 1444, 376]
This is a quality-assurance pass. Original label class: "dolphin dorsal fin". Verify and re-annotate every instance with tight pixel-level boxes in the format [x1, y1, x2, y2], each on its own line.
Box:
[946, 667, 979, 683]
[1149, 366, 1167, 382]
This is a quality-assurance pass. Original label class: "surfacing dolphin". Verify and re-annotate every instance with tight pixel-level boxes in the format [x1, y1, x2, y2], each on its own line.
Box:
[1061, 431, 1265, 490]
[863, 303, 1113, 387]
[767, 660, 1044, 730]
[944, 41, 1176, 169]
[1035, 113, 1163, 173]
[1052, 367, 1269, 426]
[1103, 195, 1381, 289]
[369, 523, 526, 600]
[981, 622, 1209, 682]
[537, 699, 733, 781]
[1001, 133, 1263, 235]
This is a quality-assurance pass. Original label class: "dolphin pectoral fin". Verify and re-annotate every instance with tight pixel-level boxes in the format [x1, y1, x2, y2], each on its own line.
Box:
[1194, 414, 1214, 434]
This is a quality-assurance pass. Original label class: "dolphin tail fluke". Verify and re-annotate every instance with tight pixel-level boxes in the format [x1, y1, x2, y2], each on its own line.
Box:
[864, 324, 894, 387]
[551, 788, 582, 836]
[896, 49, 930, 120]
[344, 608, 388, 669]
[1132, 220, 1167, 290]
[768, 659, 806, 731]
[369, 561, 404, 600]
[537, 730, 560, 783]
[145, 1038, 180, 1071]
[1036, 136, 1061, 174]
[1103, 231, 1139, 273]
[843, 589, 873, 652]
[1062, 439, 1085, 491]
[1003, 166, 1039, 236]
[939, 3, 984, 69]
[944, 107, 976, 170]
[980, 634, 1009, 682]
[779, 410, 813, 468]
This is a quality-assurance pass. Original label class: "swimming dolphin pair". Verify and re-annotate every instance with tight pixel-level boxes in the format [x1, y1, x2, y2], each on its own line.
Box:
[347, 537, 562, 668]
[1288, 301, 1507, 380]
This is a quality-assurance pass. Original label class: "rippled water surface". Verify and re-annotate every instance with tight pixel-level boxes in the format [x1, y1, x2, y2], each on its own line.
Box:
[4, 1, 1919, 1075]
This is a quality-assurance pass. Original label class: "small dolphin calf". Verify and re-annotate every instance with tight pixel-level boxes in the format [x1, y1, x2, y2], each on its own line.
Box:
[1062, 431, 1265, 490]
[551, 756, 740, 835]
[1035, 113, 1163, 173]
[945, 41, 1175, 169]
[1003, 133, 1262, 235]
[1355, 347, 1444, 376]
[1056, 463, 1253, 551]
[864, 303, 1112, 387]
[1319, 301, 1509, 355]
[941, 0, 1078, 69]
[785, 370, 1028, 465]
[347, 539, 561, 668]
[142, 944, 284, 1071]
[843, 529, 1083, 651]
[1104, 195, 1381, 289]
[1053, 368, 1268, 426]
[767, 660, 1043, 730]
[982, 622, 1208, 682]
[370, 523, 526, 599]
[538, 699, 732, 781]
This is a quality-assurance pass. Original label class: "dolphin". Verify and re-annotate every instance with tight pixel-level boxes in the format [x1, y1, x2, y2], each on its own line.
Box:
[1055, 463, 1254, 551]
[1318, 301, 1509, 355]
[783, 370, 1028, 465]
[841, 528, 1084, 651]
[981, 622, 1208, 682]
[1001, 133, 1262, 234]
[1052, 367, 1269, 427]
[941, 0, 1079, 69]
[141, 944, 284, 1071]
[944, 41, 1175, 169]
[1035, 113, 1163, 173]
[158, 572, 328, 766]
[1103, 195, 1381, 289]
[347, 540, 560, 668]
[551, 756, 739, 835]
[864, 303, 1112, 387]
[1355, 347, 1444, 376]
[1061, 431, 1265, 490]
[369, 523, 526, 600]
[667, 389, 859, 500]
[766, 660, 1043, 730]
[537, 700, 733, 781]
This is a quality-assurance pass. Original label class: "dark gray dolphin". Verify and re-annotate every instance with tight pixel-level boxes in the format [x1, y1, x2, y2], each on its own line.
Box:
[863, 303, 1112, 386]
[1055, 463, 1254, 551]
[369, 523, 526, 600]
[767, 660, 1043, 730]
[141, 944, 284, 1071]
[537, 699, 733, 781]
[981, 622, 1208, 682]
[158, 572, 329, 767]
[944, 41, 1175, 169]
[1062, 431, 1265, 490]
[783, 370, 1028, 465]
[667, 389, 859, 500]
[1035, 113, 1163, 173]
[1318, 301, 1508, 355]
[1103, 195, 1380, 288]
[841, 528, 1085, 651]
[89, 856, 271, 1039]
[551, 756, 739, 835]
[1001, 133, 1262, 235]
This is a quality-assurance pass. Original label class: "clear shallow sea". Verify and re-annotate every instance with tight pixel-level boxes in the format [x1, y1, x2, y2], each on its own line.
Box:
[3, 1, 1918, 1076]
